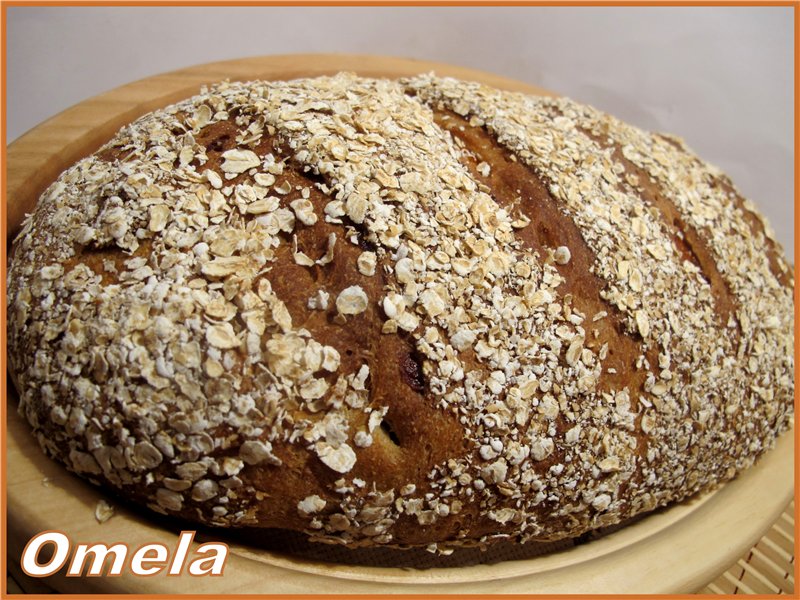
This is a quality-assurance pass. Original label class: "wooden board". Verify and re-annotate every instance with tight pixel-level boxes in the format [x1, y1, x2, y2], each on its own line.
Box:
[5, 54, 795, 594]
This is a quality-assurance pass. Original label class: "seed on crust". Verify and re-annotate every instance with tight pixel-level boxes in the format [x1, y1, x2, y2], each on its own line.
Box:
[336, 285, 368, 316]
[315, 442, 357, 474]
[206, 322, 239, 349]
[221, 149, 260, 174]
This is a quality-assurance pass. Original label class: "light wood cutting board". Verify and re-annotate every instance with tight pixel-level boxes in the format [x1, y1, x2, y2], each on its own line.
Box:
[5, 54, 795, 594]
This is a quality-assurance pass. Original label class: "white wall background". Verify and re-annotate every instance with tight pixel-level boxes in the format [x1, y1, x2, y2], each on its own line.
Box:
[7, 6, 794, 258]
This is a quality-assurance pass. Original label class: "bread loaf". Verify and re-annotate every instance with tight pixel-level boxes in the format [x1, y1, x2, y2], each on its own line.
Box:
[8, 73, 794, 550]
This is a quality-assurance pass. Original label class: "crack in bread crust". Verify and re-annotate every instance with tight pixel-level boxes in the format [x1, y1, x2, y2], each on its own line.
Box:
[431, 108, 657, 394]
[577, 124, 742, 342]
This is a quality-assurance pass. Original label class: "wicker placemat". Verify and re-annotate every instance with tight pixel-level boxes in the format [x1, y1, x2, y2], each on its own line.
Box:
[700, 501, 795, 594]
[6, 501, 795, 594]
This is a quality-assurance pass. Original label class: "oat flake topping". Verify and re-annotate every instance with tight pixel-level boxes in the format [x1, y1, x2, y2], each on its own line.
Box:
[8, 73, 793, 548]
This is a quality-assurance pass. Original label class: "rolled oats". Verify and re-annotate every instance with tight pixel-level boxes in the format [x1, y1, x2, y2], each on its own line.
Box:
[336, 285, 368, 316]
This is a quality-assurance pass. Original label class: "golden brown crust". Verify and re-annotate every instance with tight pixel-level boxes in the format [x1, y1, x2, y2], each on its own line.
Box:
[7, 74, 794, 550]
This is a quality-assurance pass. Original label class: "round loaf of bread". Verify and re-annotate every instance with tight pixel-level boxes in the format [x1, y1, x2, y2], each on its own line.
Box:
[8, 73, 794, 550]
